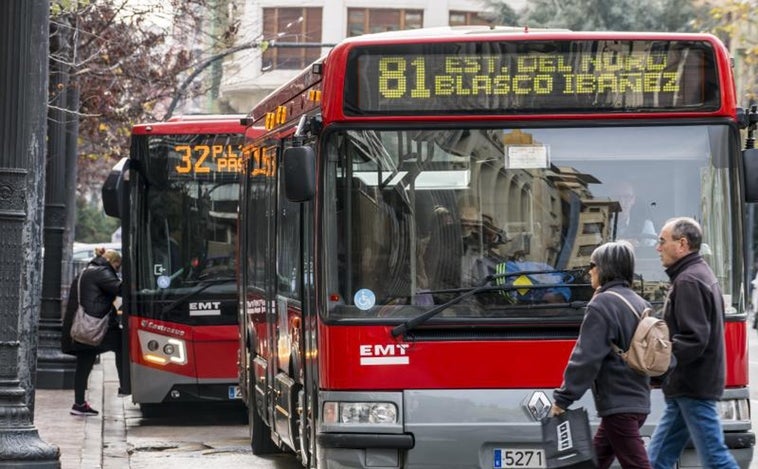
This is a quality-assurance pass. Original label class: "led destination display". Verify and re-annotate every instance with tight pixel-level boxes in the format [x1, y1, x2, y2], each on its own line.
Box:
[344, 40, 719, 114]
[173, 144, 246, 175]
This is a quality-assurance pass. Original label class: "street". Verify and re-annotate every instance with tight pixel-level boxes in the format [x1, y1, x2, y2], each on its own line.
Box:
[121, 402, 302, 469]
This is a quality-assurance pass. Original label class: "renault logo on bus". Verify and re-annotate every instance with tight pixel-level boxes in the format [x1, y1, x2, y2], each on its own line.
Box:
[525, 391, 551, 421]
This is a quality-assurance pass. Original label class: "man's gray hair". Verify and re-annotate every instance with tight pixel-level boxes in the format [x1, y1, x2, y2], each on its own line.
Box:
[666, 217, 702, 251]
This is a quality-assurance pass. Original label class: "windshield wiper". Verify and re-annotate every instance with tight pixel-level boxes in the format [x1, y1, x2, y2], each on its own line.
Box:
[390, 267, 587, 338]
[160, 277, 234, 314]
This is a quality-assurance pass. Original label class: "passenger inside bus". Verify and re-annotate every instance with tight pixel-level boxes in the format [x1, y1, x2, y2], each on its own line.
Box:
[458, 205, 571, 304]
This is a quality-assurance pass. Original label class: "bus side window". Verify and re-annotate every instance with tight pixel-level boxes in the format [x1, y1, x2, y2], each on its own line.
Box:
[277, 191, 301, 299]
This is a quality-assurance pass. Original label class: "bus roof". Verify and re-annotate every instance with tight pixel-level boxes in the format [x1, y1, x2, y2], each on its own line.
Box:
[132, 115, 247, 135]
[337, 27, 724, 45]
[167, 114, 246, 122]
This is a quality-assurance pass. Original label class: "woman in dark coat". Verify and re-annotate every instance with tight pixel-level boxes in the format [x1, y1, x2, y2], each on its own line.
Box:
[550, 241, 653, 469]
[62, 249, 123, 416]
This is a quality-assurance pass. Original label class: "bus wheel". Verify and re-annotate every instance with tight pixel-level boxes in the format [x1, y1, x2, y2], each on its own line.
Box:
[249, 395, 280, 454]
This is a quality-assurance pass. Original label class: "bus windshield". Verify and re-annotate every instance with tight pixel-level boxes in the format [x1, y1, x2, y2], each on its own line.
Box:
[133, 133, 242, 296]
[324, 125, 737, 321]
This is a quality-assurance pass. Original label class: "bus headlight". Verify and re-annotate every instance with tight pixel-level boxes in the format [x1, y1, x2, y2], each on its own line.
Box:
[137, 330, 187, 366]
[323, 401, 397, 424]
[718, 399, 750, 421]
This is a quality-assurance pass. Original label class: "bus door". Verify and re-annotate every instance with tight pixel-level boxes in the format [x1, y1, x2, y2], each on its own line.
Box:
[271, 138, 308, 453]
[274, 136, 320, 461]
[254, 142, 280, 440]
[102, 157, 132, 395]
[295, 135, 318, 467]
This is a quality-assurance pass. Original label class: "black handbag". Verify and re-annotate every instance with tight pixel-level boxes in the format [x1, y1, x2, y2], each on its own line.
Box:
[70, 269, 109, 346]
[541, 407, 597, 468]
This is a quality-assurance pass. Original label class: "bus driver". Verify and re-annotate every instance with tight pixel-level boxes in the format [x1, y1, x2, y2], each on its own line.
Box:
[460, 207, 570, 303]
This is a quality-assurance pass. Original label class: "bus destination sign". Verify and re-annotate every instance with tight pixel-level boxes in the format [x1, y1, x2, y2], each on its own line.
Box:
[169, 141, 248, 176]
[344, 40, 719, 115]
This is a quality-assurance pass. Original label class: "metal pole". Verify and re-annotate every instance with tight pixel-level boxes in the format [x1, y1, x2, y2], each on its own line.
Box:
[62, 70, 82, 335]
[0, 0, 60, 465]
[37, 17, 77, 389]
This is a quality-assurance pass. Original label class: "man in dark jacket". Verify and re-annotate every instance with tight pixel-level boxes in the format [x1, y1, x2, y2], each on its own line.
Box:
[647, 217, 737, 468]
[62, 249, 123, 416]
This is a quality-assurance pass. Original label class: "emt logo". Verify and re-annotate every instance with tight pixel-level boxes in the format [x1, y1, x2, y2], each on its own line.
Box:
[359, 344, 409, 366]
[189, 301, 221, 316]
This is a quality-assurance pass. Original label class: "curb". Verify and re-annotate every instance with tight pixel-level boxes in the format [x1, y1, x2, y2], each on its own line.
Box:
[99, 352, 128, 468]
[80, 359, 104, 468]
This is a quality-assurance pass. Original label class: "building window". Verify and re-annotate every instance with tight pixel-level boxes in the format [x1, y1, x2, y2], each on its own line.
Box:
[347, 8, 423, 37]
[262, 7, 323, 71]
[449, 11, 492, 27]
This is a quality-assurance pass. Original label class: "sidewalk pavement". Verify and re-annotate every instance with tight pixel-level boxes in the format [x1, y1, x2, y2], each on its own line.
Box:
[35, 352, 128, 468]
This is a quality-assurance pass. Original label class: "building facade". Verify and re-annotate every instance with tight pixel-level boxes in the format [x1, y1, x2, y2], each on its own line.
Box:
[219, 0, 526, 112]
[215, 1, 756, 115]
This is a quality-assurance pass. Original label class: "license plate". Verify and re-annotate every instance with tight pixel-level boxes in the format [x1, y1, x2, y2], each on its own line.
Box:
[228, 385, 242, 399]
[493, 449, 546, 469]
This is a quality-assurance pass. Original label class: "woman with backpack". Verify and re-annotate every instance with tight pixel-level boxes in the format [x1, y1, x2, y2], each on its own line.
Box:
[550, 241, 653, 469]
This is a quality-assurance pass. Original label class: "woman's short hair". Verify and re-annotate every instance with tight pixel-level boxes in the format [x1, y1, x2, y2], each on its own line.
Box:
[102, 249, 121, 264]
[590, 241, 635, 285]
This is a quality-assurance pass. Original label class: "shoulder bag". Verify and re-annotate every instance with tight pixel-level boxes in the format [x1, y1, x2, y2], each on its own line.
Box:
[70, 268, 109, 346]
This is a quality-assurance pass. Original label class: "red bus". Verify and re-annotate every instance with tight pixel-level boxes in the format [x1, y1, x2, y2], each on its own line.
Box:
[237, 28, 757, 468]
[102, 115, 256, 410]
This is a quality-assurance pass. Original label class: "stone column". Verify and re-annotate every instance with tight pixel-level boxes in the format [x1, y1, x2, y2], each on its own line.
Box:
[0, 0, 61, 465]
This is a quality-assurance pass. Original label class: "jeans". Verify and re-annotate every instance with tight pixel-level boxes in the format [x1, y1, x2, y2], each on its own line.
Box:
[648, 396, 738, 469]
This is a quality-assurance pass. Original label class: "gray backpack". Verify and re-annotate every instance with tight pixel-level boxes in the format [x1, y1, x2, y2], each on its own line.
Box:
[606, 291, 672, 377]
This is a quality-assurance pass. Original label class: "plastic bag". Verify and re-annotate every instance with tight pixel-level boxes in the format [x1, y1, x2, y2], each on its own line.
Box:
[541, 408, 597, 468]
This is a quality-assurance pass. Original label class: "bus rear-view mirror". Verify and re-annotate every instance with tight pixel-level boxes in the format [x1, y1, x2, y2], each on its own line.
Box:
[102, 157, 128, 218]
[283, 146, 315, 202]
